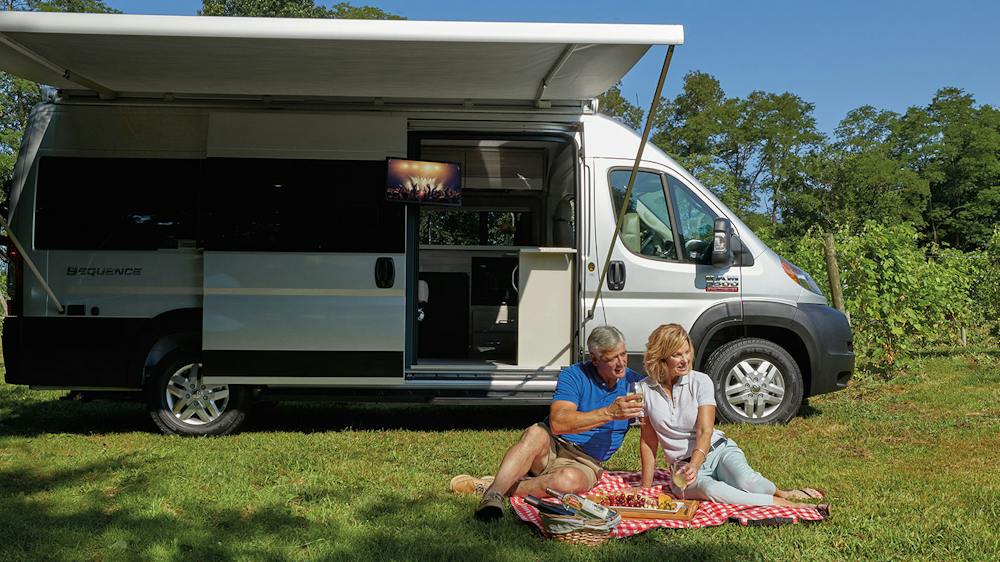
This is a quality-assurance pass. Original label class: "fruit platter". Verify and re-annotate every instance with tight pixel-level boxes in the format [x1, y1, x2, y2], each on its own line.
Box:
[587, 492, 700, 521]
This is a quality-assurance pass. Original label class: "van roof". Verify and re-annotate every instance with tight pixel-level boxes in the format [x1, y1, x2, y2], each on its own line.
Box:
[0, 12, 683, 107]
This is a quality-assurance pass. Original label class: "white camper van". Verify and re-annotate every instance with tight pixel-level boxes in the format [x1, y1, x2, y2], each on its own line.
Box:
[0, 13, 853, 435]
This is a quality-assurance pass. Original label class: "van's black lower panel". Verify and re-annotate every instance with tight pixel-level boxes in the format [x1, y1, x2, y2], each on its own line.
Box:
[202, 350, 403, 379]
[2, 316, 151, 388]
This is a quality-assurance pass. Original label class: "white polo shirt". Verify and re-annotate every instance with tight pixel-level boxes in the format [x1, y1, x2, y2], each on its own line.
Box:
[638, 370, 725, 462]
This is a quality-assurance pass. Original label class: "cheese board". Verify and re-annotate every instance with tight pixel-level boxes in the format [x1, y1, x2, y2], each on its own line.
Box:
[587, 493, 700, 521]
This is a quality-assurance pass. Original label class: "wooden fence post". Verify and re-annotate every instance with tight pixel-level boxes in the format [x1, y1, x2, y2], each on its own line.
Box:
[823, 232, 846, 314]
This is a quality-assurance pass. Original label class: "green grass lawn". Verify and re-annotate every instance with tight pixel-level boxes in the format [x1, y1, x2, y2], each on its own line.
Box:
[2, 354, 999, 561]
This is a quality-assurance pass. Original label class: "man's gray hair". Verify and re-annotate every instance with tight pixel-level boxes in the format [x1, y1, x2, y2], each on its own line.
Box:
[587, 325, 625, 356]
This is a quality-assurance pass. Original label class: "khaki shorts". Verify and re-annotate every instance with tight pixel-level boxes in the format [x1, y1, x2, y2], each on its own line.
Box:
[529, 422, 604, 490]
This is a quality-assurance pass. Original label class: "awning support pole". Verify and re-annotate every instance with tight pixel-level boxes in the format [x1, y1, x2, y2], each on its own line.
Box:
[587, 44, 675, 321]
[0, 32, 117, 99]
[535, 43, 579, 108]
[0, 215, 65, 314]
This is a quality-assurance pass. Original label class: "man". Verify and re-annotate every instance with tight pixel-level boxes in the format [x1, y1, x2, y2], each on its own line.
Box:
[449, 325, 644, 521]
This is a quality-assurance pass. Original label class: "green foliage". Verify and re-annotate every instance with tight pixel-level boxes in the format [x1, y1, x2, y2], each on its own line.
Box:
[1, 0, 120, 188]
[781, 222, 989, 377]
[653, 72, 824, 222]
[781, 106, 930, 236]
[199, 0, 403, 19]
[901, 89, 1000, 251]
[1, 0, 119, 11]
[0, 73, 41, 188]
[967, 227, 1000, 338]
[596, 82, 643, 130]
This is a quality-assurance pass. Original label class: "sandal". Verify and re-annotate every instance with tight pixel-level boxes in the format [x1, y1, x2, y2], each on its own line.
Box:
[816, 503, 831, 519]
[786, 487, 826, 500]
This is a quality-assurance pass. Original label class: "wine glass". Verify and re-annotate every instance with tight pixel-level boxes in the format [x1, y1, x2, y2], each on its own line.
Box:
[627, 379, 644, 426]
[672, 460, 689, 500]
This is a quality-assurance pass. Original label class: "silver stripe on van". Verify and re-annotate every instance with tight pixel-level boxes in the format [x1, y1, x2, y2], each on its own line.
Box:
[204, 288, 404, 297]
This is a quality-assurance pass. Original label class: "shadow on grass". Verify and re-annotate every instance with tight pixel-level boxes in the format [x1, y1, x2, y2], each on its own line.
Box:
[0, 392, 151, 436]
[0, 455, 336, 562]
[241, 402, 547, 433]
[0, 388, 548, 436]
[0, 454, 756, 562]
[340, 490, 756, 562]
[797, 402, 823, 418]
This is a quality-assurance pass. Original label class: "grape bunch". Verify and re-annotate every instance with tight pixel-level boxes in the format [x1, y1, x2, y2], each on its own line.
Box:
[601, 492, 657, 508]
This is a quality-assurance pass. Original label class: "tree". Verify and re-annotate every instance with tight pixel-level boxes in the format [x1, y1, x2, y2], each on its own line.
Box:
[895, 89, 1000, 250]
[652, 72, 746, 210]
[652, 72, 823, 224]
[753, 91, 824, 225]
[1, 1, 120, 188]
[596, 82, 643, 130]
[199, 0, 403, 19]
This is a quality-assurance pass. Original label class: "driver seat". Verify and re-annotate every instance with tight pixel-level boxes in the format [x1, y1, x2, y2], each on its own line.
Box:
[621, 213, 641, 253]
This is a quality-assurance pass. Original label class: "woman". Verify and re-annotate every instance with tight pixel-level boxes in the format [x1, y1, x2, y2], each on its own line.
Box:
[637, 324, 828, 513]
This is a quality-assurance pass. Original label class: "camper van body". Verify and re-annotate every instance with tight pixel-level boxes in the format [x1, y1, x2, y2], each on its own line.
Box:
[0, 13, 853, 434]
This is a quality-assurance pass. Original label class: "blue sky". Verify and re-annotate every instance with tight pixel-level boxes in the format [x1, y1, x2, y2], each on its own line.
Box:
[103, 0, 999, 136]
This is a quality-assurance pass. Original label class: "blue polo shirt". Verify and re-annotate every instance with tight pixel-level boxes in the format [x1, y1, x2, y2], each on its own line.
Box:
[549, 361, 644, 462]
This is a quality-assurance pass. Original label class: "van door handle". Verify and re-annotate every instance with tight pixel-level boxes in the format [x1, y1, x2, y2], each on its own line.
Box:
[375, 257, 395, 288]
[607, 260, 626, 291]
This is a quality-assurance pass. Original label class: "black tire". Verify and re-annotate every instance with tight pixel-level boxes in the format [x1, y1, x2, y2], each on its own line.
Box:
[704, 338, 804, 425]
[146, 349, 249, 436]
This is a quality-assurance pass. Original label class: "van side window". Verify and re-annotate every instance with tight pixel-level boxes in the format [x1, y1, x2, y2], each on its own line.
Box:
[420, 209, 534, 246]
[202, 158, 403, 253]
[35, 157, 201, 250]
[608, 170, 678, 261]
[667, 175, 718, 263]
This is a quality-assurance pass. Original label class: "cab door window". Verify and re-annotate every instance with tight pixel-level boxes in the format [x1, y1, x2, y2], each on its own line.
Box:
[609, 170, 678, 261]
[667, 175, 718, 263]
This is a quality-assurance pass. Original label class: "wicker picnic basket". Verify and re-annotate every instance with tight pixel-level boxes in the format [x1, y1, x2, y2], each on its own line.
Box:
[538, 512, 620, 546]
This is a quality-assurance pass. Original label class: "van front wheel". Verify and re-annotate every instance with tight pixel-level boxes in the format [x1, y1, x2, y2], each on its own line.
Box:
[147, 351, 249, 436]
[704, 338, 803, 425]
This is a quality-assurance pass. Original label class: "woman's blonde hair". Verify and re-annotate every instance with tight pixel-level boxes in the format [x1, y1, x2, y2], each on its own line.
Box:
[644, 323, 694, 384]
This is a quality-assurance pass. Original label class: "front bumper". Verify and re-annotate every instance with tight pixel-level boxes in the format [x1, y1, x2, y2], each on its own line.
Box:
[796, 304, 854, 396]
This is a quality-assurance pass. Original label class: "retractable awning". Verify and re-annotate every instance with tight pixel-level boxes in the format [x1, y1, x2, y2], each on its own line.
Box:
[0, 12, 682, 105]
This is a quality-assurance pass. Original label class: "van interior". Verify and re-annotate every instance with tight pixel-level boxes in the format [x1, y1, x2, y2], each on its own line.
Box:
[414, 137, 577, 370]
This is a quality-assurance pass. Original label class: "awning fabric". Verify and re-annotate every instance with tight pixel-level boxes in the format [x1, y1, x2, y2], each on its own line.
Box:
[0, 12, 683, 105]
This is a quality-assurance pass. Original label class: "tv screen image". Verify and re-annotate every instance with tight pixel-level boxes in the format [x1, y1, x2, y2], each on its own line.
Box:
[385, 158, 462, 206]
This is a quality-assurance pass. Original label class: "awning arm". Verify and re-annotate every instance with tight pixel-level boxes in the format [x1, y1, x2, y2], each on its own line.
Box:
[0, 31, 116, 99]
[534, 43, 579, 108]
[0, 214, 65, 314]
[588, 44, 675, 321]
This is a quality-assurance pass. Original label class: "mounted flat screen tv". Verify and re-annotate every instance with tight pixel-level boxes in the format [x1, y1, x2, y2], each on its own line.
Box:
[385, 157, 462, 206]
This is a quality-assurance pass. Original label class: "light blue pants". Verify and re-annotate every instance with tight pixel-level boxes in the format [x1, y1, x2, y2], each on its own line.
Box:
[671, 439, 777, 505]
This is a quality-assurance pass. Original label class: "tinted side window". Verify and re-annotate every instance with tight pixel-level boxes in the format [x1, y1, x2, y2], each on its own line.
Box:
[202, 159, 403, 253]
[667, 175, 718, 263]
[420, 209, 534, 246]
[35, 157, 201, 250]
[609, 169, 678, 260]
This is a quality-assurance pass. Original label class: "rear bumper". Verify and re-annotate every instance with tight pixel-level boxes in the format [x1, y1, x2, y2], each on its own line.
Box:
[2, 315, 148, 388]
[797, 304, 854, 396]
[2, 316, 22, 382]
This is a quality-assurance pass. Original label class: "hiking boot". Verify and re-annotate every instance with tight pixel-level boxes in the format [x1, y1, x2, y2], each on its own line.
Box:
[474, 490, 505, 522]
[449, 474, 494, 496]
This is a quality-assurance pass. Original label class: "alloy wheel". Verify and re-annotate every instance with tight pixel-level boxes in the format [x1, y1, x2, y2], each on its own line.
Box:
[724, 358, 786, 419]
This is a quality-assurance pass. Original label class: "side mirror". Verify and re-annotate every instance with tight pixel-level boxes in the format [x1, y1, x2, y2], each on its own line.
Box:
[711, 218, 733, 268]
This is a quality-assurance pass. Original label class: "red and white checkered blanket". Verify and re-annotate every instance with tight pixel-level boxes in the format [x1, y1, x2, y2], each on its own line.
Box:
[511, 469, 827, 538]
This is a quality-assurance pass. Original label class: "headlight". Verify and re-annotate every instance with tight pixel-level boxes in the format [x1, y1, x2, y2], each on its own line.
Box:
[780, 259, 823, 295]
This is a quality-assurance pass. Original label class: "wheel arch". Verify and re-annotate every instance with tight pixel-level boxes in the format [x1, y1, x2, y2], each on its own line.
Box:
[691, 301, 815, 398]
[137, 308, 202, 387]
